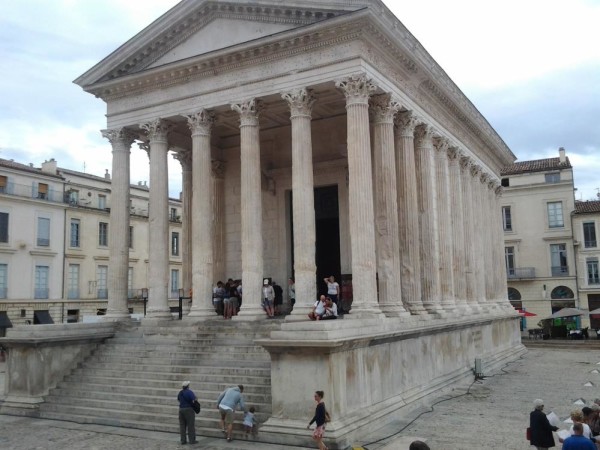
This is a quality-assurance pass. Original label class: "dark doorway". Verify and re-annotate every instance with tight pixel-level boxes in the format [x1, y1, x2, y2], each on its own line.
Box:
[314, 185, 341, 296]
[288, 185, 341, 298]
[588, 294, 600, 329]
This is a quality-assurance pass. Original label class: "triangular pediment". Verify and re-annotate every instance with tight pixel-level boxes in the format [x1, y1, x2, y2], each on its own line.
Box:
[148, 17, 297, 69]
[75, 0, 369, 87]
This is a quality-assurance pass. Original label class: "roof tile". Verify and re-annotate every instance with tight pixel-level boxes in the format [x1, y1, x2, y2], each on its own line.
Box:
[500, 157, 571, 176]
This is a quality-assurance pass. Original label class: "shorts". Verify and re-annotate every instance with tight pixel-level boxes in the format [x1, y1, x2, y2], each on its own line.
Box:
[219, 407, 234, 425]
[263, 299, 273, 308]
[312, 425, 325, 439]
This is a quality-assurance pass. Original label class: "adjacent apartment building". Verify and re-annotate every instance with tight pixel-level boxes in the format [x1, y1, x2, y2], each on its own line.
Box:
[0, 158, 183, 331]
[501, 147, 598, 329]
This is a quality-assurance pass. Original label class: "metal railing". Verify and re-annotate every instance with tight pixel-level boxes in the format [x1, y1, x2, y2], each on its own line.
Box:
[507, 267, 536, 279]
[551, 265, 569, 277]
[0, 182, 65, 203]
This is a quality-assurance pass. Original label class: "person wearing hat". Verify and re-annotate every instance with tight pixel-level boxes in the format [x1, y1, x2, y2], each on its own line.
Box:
[262, 278, 275, 318]
[530, 399, 559, 449]
[177, 381, 198, 445]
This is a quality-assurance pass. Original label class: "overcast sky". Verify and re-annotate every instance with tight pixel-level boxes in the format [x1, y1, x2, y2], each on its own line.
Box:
[1, 0, 598, 200]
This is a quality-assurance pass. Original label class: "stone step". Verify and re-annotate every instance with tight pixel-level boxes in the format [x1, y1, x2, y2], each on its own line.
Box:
[81, 359, 270, 372]
[91, 349, 269, 362]
[63, 372, 270, 386]
[99, 341, 265, 351]
[55, 381, 272, 396]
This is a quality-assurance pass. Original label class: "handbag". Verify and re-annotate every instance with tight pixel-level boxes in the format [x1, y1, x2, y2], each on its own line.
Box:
[526, 427, 531, 441]
[192, 400, 201, 414]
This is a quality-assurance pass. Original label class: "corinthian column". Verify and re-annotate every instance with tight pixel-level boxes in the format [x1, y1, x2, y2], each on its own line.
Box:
[432, 137, 455, 313]
[281, 88, 317, 319]
[231, 99, 264, 320]
[487, 179, 502, 310]
[459, 157, 480, 311]
[172, 149, 192, 302]
[469, 164, 487, 310]
[335, 74, 382, 317]
[395, 112, 426, 315]
[414, 124, 441, 314]
[185, 110, 216, 318]
[101, 128, 136, 320]
[140, 119, 172, 319]
[370, 94, 408, 317]
[447, 148, 468, 309]
[212, 161, 226, 283]
[479, 171, 494, 310]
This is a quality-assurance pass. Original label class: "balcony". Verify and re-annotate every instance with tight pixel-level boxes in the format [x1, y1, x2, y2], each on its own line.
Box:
[551, 265, 569, 277]
[0, 182, 64, 203]
[507, 267, 536, 279]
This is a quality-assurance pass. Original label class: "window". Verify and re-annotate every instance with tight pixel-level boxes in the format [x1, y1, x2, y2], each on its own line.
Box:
[0, 212, 8, 243]
[505, 246, 515, 277]
[37, 217, 50, 247]
[98, 195, 106, 210]
[0, 264, 7, 298]
[128, 226, 134, 249]
[502, 206, 512, 231]
[547, 201, 564, 228]
[97, 265, 108, 298]
[507, 287, 521, 301]
[37, 183, 48, 199]
[128, 267, 134, 298]
[551, 286, 574, 299]
[171, 232, 179, 256]
[98, 222, 108, 246]
[584, 222, 597, 248]
[171, 269, 179, 297]
[70, 219, 80, 247]
[34, 265, 49, 299]
[0, 175, 7, 193]
[170, 208, 178, 221]
[501, 178, 509, 187]
[67, 264, 80, 299]
[68, 190, 79, 205]
[550, 244, 568, 276]
[545, 172, 560, 183]
[588, 259, 600, 285]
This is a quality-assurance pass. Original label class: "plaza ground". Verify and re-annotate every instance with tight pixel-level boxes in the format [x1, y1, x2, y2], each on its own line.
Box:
[0, 343, 597, 449]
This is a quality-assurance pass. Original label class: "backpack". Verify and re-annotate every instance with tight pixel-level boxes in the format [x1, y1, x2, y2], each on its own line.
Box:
[324, 409, 331, 423]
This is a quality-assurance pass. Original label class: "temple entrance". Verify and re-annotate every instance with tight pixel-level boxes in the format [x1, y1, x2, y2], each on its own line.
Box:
[288, 185, 341, 298]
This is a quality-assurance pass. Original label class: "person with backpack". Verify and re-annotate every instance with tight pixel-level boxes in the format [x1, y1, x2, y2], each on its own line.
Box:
[177, 381, 198, 445]
[307, 390, 329, 450]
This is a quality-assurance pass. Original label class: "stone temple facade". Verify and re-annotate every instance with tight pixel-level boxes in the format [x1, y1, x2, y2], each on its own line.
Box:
[69, 0, 524, 446]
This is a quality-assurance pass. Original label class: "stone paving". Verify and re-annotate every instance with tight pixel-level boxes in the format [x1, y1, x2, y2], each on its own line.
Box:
[1, 346, 600, 449]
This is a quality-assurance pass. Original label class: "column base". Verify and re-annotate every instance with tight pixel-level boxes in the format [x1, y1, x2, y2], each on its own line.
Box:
[380, 305, 411, 318]
[344, 306, 385, 319]
[144, 309, 172, 320]
[286, 306, 314, 321]
[233, 306, 268, 321]
[102, 310, 132, 322]
[187, 306, 218, 319]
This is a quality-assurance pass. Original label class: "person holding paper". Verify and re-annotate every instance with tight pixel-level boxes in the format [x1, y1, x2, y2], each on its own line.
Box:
[530, 398, 559, 449]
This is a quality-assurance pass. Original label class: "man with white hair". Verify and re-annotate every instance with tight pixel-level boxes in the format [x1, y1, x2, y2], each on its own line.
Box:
[530, 399, 559, 450]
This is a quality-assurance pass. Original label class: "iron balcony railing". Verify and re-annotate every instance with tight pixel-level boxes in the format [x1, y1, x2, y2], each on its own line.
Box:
[0, 182, 64, 203]
[551, 265, 569, 277]
[507, 267, 536, 279]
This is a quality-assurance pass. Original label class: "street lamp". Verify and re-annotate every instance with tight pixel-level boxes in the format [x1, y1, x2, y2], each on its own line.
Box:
[141, 288, 148, 317]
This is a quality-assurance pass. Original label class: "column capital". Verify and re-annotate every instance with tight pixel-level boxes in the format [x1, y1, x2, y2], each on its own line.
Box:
[335, 73, 377, 105]
[369, 93, 401, 124]
[495, 185, 504, 197]
[172, 148, 192, 171]
[140, 119, 172, 143]
[282, 88, 316, 118]
[395, 111, 420, 137]
[470, 163, 482, 178]
[212, 160, 226, 179]
[432, 136, 450, 153]
[459, 155, 472, 172]
[101, 128, 137, 147]
[186, 109, 215, 136]
[480, 172, 491, 184]
[231, 99, 263, 126]
[414, 123, 434, 147]
[447, 146, 462, 162]
[138, 141, 150, 157]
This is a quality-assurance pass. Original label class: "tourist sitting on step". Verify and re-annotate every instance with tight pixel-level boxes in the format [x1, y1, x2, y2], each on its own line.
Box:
[217, 385, 247, 443]
[308, 295, 327, 321]
[321, 297, 338, 320]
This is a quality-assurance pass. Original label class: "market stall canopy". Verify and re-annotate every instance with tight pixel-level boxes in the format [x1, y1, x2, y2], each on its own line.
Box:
[588, 308, 600, 316]
[544, 308, 587, 320]
[517, 309, 537, 317]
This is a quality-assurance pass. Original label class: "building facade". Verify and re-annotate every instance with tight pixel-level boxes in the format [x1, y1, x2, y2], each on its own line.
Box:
[0, 158, 183, 329]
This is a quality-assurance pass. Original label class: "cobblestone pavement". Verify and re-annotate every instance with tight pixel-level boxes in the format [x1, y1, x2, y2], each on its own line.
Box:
[1, 347, 599, 449]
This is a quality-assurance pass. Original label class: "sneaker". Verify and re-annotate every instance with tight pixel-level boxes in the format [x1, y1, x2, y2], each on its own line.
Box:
[227, 437, 232, 442]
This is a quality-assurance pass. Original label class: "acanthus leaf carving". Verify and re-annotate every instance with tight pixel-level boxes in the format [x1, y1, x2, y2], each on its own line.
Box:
[369, 93, 401, 124]
[335, 73, 378, 105]
[281, 88, 316, 118]
[231, 98, 263, 127]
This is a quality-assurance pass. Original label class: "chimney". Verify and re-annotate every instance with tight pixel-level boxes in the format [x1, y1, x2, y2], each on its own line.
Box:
[41, 159, 58, 174]
[559, 147, 566, 163]
[104, 169, 111, 180]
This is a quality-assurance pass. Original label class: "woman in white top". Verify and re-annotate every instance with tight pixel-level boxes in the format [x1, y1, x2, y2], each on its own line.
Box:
[324, 275, 340, 313]
[559, 410, 593, 443]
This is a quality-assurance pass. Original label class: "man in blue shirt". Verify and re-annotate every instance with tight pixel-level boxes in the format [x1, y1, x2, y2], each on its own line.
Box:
[177, 381, 197, 445]
[562, 423, 596, 450]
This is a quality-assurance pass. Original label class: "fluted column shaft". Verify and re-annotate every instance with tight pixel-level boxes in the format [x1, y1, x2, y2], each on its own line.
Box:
[370, 94, 407, 317]
[232, 100, 264, 319]
[459, 158, 479, 309]
[414, 124, 441, 313]
[493, 185, 511, 308]
[447, 149, 468, 307]
[212, 161, 226, 283]
[282, 89, 317, 318]
[186, 111, 215, 318]
[433, 138, 455, 312]
[173, 150, 193, 299]
[141, 119, 171, 318]
[478, 173, 495, 309]
[336, 75, 382, 317]
[395, 113, 426, 314]
[470, 166, 487, 309]
[102, 128, 135, 320]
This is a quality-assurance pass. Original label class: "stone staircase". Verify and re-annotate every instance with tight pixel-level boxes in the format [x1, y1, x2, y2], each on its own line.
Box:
[39, 319, 280, 439]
